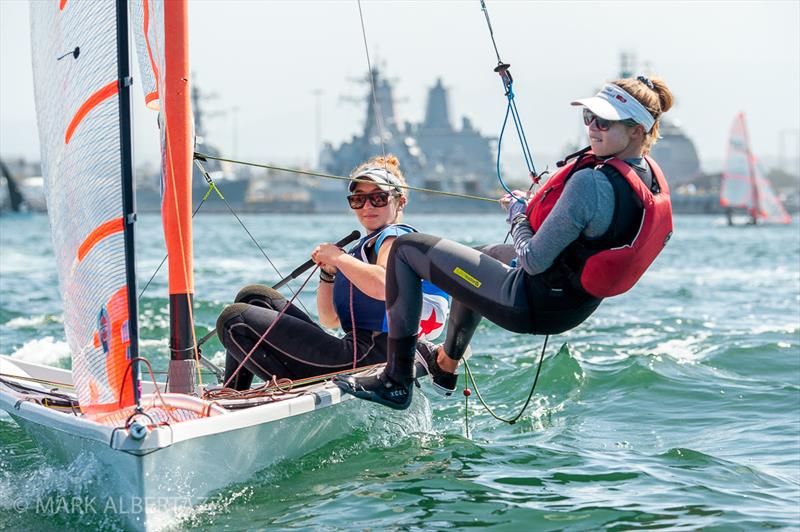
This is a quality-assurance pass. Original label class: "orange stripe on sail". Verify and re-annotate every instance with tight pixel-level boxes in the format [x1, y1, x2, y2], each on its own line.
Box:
[77, 217, 124, 262]
[64, 81, 118, 144]
[60, 0, 67, 10]
[144, 91, 159, 108]
[143, 0, 161, 110]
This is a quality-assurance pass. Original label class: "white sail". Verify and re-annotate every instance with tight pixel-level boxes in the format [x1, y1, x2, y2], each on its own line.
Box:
[130, 0, 164, 111]
[30, 1, 136, 415]
[720, 113, 790, 224]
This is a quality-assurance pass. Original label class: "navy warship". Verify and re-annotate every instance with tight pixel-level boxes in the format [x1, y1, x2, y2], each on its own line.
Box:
[317, 68, 502, 213]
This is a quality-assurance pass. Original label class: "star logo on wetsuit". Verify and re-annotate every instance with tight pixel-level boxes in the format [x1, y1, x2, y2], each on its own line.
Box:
[418, 309, 443, 335]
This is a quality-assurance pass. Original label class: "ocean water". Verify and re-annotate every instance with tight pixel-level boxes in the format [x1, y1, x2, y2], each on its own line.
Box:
[0, 212, 798, 531]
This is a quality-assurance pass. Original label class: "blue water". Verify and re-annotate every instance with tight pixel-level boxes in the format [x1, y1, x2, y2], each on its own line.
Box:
[1, 212, 798, 530]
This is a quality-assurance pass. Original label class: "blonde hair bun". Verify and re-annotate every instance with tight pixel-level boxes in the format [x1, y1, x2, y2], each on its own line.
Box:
[612, 76, 675, 154]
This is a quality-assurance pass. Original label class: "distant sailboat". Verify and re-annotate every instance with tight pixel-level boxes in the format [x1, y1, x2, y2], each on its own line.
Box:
[720, 112, 791, 225]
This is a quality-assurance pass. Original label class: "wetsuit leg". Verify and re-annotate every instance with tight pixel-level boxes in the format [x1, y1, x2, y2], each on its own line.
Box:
[442, 243, 519, 360]
[217, 303, 387, 387]
[221, 285, 316, 389]
[387, 234, 532, 337]
[335, 235, 532, 410]
[235, 284, 313, 324]
[223, 350, 254, 390]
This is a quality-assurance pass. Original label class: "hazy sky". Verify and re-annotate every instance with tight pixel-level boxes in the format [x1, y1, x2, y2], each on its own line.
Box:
[1, 0, 799, 175]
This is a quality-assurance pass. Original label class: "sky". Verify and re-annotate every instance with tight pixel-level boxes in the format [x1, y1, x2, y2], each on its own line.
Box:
[1, 0, 799, 176]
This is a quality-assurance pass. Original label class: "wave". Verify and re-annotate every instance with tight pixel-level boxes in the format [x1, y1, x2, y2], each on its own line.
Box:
[4, 314, 62, 329]
[4, 336, 70, 365]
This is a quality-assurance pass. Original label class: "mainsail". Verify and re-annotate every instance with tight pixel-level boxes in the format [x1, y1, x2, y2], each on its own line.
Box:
[30, 1, 138, 415]
[720, 113, 791, 224]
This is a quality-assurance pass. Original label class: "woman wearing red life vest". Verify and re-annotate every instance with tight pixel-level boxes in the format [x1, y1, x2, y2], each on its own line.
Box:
[335, 75, 675, 410]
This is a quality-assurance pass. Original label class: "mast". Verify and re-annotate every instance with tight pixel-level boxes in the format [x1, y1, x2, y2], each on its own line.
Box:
[162, 0, 197, 394]
[115, 0, 141, 406]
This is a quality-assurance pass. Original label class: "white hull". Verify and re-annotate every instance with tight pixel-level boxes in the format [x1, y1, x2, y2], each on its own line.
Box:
[0, 355, 369, 530]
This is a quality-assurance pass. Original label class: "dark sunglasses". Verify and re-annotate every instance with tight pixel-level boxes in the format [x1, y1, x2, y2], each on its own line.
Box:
[347, 190, 397, 209]
[583, 108, 638, 131]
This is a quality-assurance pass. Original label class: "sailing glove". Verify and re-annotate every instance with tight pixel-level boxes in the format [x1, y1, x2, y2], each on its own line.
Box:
[503, 193, 528, 224]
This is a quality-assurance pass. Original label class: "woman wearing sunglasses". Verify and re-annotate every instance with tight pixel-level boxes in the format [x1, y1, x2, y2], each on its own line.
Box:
[336, 76, 675, 409]
[216, 155, 449, 389]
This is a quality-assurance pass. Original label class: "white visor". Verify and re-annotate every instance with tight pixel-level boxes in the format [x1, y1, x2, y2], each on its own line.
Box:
[348, 167, 403, 193]
[571, 84, 655, 132]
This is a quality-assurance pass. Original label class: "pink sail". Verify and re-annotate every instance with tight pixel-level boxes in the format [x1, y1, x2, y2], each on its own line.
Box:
[720, 113, 791, 224]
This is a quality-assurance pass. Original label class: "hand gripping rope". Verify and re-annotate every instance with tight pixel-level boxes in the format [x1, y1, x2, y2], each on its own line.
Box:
[479, 0, 540, 203]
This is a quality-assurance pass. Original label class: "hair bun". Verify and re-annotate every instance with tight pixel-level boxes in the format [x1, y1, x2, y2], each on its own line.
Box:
[649, 77, 674, 114]
[374, 154, 400, 170]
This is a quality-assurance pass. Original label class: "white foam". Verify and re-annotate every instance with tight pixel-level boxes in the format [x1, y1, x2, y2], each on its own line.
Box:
[5, 336, 71, 365]
[139, 338, 168, 348]
[5, 314, 62, 329]
[0, 450, 102, 511]
[647, 332, 714, 364]
[749, 323, 799, 335]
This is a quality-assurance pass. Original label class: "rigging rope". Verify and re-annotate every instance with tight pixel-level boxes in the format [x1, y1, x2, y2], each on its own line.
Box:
[479, 0, 539, 203]
[462, 334, 549, 426]
[193, 157, 312, 315]
[356, 0, 388, 163]
[138, 159, 312, 311]
[138, 189, 210, 301]
[194, 152, 499, 204]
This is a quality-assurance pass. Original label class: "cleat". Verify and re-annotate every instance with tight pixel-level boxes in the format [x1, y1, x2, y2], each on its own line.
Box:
[333, 372, 413, 410]
[414, 341, 458, 397]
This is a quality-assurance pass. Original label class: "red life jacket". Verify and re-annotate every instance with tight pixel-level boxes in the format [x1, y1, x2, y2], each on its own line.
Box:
[525, 149, 673, 298]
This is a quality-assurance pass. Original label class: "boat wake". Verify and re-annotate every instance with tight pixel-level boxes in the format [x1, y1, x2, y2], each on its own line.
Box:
[0, 448, 129, 531]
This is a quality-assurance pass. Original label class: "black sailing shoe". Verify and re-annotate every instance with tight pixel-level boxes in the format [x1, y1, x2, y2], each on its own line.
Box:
[414, 341, 458, 397]
[333, 372, 413, 410]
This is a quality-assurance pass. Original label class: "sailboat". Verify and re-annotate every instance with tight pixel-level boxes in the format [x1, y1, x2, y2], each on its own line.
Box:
[720, 112, 791, 225]
[0, 1, 397, 529]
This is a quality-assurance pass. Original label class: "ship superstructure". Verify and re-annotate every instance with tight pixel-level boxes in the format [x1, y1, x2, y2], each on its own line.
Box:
[319, 68, 499, 213]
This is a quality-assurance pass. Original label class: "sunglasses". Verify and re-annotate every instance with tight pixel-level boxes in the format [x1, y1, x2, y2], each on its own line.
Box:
[583, 108, 638, 131]
[347, 190, 397, 209]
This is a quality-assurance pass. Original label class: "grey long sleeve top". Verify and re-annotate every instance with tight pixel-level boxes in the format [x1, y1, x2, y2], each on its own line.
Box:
[510, 158, 649, 276]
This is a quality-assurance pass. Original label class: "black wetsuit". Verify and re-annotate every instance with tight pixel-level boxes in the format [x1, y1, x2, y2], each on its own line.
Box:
[217, 284, 389, 390]
[217, 225, 448, 390]
[334, 161, 653, 407]
[379, 237, 604, 385]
